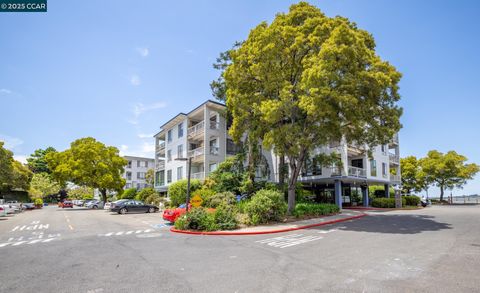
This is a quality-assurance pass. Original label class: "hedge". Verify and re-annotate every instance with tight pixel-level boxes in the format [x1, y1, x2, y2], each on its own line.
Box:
[371, 197, 406, 208]
[294, 203, 340, 218]
[403, 195, 420, 206]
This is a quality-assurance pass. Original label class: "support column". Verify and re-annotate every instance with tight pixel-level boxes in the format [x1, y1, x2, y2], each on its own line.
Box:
[335, 180, 342, 209]
[361, 185, 369, 207]
[384, 183, 390, 198]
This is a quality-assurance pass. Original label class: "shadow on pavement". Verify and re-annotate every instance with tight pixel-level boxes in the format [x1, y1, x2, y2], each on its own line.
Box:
[310, 214, 452, 234]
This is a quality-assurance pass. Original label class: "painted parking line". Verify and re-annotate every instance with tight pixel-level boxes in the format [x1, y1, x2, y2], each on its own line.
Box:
[256, 234, 325, 249]
[98, 229, 154, 237]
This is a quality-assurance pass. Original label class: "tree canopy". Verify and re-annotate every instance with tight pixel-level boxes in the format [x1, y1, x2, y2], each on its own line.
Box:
[46, 137, 127, 202]
[27, 147, 57, 173]
[216, 2, 402, 212]
[0, 142, 33, 193]
[29, 172, 61, 199]
[420, 150, 479, 201]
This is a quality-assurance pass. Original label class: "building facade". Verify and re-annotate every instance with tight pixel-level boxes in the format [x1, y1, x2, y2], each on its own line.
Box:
[123, 156, 154, 190]
[154, 100, 401, 208]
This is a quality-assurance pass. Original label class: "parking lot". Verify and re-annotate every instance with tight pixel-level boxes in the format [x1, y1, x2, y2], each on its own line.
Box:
[0, 205, 479, 293]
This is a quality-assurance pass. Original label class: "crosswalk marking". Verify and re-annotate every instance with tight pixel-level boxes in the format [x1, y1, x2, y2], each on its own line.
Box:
[99, 229, 153, 237]
[0, 238, 59, 249]
[115, 231, 124, 236]
[256, 233, 326, 249]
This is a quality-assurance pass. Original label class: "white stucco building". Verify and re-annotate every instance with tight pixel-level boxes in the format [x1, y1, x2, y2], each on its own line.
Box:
[122, 156, 154, 190]
[153, 100, 401, 208]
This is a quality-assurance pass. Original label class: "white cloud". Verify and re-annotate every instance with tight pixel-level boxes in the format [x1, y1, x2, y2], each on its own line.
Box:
[136, 47, 149, 57]
[14, 155, 28, 164]
[119, 142, 155, 158]
[133, 102, 166, 117]
[130, 75, 141, 86]
[0, 134, 24, 150]
[0, 89, 12, 95]
[138, 133, 153, 139]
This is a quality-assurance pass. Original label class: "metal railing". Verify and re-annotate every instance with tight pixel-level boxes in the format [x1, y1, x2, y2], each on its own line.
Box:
[389, 153, 399, 164]
[390, 174, 401, 182]
[155, 161, 165, 170]
[187, 121, 205, 137]
[348, 166, 367, 177]
[156, 142, 165, 153]
[188, 147, 204, 158]
[191, 172, 205, 180]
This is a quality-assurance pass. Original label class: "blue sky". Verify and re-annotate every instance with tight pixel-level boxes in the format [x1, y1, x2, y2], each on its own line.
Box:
[1, 0, 479, 196]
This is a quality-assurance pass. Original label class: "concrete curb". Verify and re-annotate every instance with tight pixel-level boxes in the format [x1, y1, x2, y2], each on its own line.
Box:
[344, 207, 425, 211]
[170, 213, 367, 236]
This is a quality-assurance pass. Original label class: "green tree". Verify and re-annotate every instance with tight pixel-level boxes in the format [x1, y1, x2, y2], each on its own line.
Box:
[218, 2, 402, 213]
[11, 161, 33, 191]
[29, 173, 61, 199]
[27, 147, 57, 174]
[420, 150, 479, 201]
[145, 168, 154, 186]
[135, 187, 157, 202]
[0, 141, 14, 190]
[67, 185, 94, 200]
[119, 188, 137, 199]
[168, 179, 202, 207]
[400, 156, 423, 195]
[46, 137, 127, 203]
[207, 156, 245, 194]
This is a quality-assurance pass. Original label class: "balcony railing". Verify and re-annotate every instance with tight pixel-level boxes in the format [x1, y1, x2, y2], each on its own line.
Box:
[390, 133, 399, 145]
[389, 153, 399, 164]
[191, 172, 205, 180]
[155, 161, 165, 170]
[330, 166, 367, 178]
[210, 146, 219, 155]
[390, 174, 401, 182]
[348, 166, 367, 177]
[188, 147, 204, 158]
[156, 142, 165, 153]
[187, 121, 205, 138]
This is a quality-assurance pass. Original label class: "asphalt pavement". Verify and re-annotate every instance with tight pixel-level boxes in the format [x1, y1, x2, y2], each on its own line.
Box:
[0, 205, 479, 293]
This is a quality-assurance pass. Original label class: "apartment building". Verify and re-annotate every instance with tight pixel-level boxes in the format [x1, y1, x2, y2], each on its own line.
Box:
[154, 100, 401, 208]
[123, 156, 154, 190]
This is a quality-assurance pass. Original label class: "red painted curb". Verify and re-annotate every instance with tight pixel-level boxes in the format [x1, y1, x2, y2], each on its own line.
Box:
[169, 213, 367, 236]
[344, 207, 424, 211]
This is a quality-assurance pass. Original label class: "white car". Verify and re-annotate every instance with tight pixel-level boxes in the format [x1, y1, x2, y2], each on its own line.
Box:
[0, 204, 14, 214]
[0, 205, 7, 217]
[103, 202, 112, 210]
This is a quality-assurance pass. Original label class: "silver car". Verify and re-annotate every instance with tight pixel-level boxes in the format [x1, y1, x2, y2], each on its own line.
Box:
[85, 200, 104, 209]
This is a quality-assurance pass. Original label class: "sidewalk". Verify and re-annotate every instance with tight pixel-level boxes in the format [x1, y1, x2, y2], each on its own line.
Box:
[170, 210, 367, 236]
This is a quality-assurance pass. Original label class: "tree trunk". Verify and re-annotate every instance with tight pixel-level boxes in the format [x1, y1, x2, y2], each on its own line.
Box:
[279, 155, 285, 186]
[286, 152, 306, 215]
[100, 188, 107, 203]
[439, 185, 444, 202]
[247, 138, 256, 184]
[287, 184, 296, 215]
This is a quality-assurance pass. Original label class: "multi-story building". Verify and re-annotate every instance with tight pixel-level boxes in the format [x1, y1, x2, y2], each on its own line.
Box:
[123, 156, 154, 190]
[154, 100, 401, 208]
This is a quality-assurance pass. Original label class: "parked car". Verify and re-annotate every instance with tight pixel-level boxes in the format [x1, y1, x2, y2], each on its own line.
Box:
[62, 201, 74, 208]
[1, 204, 15, 214]
[162, 204, 190, 223]
[85, 200, 104, 209]
[6, 201, 22, 213]
[82, 199, 96, 207]
[110, 200, 159, 214]
[103, 202, 112, 210]
[0, 205, 7, 217]
[75, 200, 85, 206]
[23, 203, 35, 210]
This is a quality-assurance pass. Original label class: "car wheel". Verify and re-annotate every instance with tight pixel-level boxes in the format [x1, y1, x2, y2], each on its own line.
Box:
[148, 207, 155, 213]
[93, 205, 98, 209]
[119, 208, 127, 215]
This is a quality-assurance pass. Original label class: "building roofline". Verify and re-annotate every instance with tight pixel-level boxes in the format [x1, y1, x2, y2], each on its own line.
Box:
[122, 155, 155, 160]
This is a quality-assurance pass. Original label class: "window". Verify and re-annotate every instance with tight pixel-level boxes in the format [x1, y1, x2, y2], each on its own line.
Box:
[155, 170, 165, 186]
[177, 144, 183, 158]
[167, 129, 172, 142]
[209, 163, 217, 172]
[167, 170, 172, 183]
[126, 171, 132, 180]
[136, 183, 141, 190]
[127, 161, 132, 168]
[137, 160, 140, 167]
[381, 145, 387, 155]
[137, 172, 146, 179]
[125, 183, 131, 188]
[178, 123, 184, 138]
[177, 166, 183, 180]
[210, 139, 218, 155]
[382, 162, 387, 178]
[167, 150, 172, 162]
[144, 161, 149, 168]
[370, 160, 377, 177]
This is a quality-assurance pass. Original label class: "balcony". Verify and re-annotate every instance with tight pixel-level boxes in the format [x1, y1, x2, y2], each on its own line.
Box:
[389, 153, 400, 164]
[188, 121, 205, 139]
[330, 166, 367, 178]
[390, 133, 399, 146]
[188, 147, 204, 162]
[156, 142, 165, 153]
[191, 172, 205, 180]
[390, 174, 401, 183]
[209, 121, 220, 130]
[155, 160, 165, 170]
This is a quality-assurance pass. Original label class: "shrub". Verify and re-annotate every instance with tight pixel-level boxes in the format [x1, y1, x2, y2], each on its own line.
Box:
[191, 188, 215, 206]
[208, 157, 244, 194]
[34, 198, 43, 206]
[371, 197, 406, 208]
[235, 200, 249, 214]
[119, 188, 137, 200]
[135, 187, 157, 202]
[204, 191, 236, 208]
[168, 179, 202, 207]
[245, 189, 287, 225]
[404, 195, 420, 206]
[174, 207, 218, 231]
[145, 194, 164, 206]
[213, 204, 238, 230]
[369, 185, 394, 197]
[296, 186, 315, 203]
[293, 203, 340, 218]
[82, 193, 94, 200]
